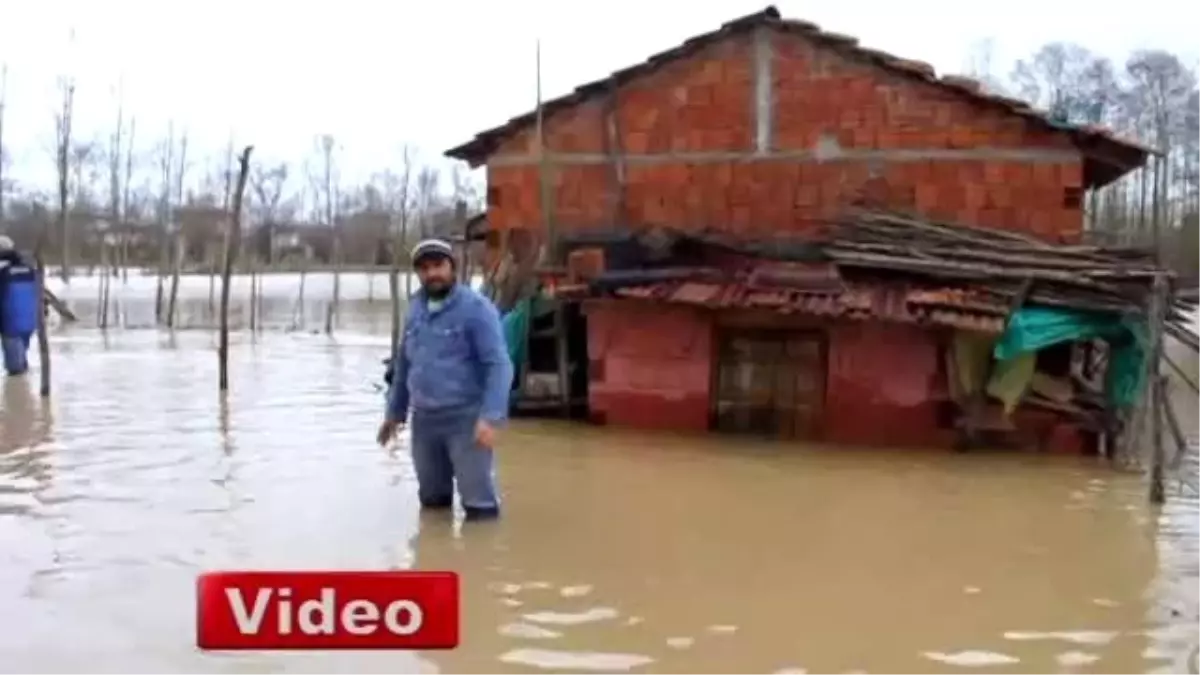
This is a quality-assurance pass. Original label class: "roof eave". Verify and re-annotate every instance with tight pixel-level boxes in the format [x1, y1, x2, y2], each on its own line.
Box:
[1077, 132, 1157, 188]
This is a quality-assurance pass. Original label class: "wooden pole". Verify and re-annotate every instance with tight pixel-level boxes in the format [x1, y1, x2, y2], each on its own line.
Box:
[535, 39, 555, 265]
[1145, 274, 1168, 503]
[219, 146, 253, 393]
[553, 301, 571, 417]
[34, 252, 51, 398]
[165, 232, 184, 328]
[455, 200, 470, 285]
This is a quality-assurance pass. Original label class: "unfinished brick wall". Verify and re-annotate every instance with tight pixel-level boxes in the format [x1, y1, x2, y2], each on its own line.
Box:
[485, 28, 1086, 244]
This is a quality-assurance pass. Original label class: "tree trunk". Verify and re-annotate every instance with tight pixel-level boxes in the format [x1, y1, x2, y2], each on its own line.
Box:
[325, 236, 341, 334]
[389, 225, 402, 355]
[154, 228, 168, 323]
[297, 258, 308, 330]
[166, 233, 184, 328]
[248, 258, 258, 332]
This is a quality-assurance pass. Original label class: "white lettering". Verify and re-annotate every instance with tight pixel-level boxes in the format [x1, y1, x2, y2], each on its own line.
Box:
[341, 600, 380, 635]
[225, 588, 272, 635]
[383, 600, 424, 635]
[298, 588, 337, 635]
[277, 587, 293, 634]
[223, 586, 426, 637]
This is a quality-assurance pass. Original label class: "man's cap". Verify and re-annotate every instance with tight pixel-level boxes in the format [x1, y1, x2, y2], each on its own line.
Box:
[0, 235, 13, 252]
[411, 238, 454, 266]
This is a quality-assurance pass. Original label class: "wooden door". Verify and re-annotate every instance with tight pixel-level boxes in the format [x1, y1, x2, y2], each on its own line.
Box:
[713, 330, 826, 439]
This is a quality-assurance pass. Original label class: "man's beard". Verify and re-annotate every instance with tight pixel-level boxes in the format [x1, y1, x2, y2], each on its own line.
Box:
[422, 278, 455, 299]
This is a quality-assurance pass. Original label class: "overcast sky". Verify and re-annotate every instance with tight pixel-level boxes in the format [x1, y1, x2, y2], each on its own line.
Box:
[0, 0, 1195, 194]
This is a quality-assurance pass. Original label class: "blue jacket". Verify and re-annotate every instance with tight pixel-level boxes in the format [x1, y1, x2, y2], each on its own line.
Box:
[0, 250, 38, 337]
[386, 284, 514, 424]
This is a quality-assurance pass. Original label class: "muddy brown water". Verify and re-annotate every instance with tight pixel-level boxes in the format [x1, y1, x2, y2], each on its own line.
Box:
[0, 272, 1196, 674]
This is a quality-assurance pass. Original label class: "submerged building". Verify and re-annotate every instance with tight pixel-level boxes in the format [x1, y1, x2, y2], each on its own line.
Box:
[445, 7, 1160, 453]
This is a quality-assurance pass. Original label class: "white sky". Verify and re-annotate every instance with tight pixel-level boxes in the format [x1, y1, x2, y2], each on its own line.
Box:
[0, 0, 1195, 194]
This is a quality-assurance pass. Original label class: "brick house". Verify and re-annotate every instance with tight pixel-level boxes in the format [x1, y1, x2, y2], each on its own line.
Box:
[444, 7, 1151, 450]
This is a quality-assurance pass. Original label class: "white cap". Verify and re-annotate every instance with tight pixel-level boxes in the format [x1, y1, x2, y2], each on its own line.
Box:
[411, 238, 454, 266]
[0, 235, 13, 251]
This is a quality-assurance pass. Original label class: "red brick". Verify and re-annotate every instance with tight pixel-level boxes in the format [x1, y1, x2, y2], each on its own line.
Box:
[479, 28, 1092, 245]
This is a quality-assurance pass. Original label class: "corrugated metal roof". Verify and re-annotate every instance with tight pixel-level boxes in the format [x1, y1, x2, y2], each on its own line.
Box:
[603, 280, 1006, 333]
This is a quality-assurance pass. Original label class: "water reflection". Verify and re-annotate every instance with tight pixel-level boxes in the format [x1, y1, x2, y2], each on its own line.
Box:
[0, 274, 1191, 674]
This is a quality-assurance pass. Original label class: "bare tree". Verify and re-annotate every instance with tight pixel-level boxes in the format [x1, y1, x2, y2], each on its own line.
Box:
[1010, 43, 1113, 123]
[120, 116, 136, 282]
[381, 145, 415, 353]
[153, 124, 175, 321]
[99, 89, 125, 329]
[209, 136, 234, 313]
[53, 76, 75, 283]
[413, 165, 440, 240]
[963, 39, 1007, 95]
[165, 130, 189, 327]
[314, 134, 341, 334]
[0, 63, 8, 225]
[250, 162, 290, 263]
[247, 161, 290, 330]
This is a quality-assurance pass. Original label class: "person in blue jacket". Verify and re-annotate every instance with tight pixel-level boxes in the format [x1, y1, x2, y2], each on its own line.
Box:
[0, 236, 39, 377]
[376, 238, 514, 521]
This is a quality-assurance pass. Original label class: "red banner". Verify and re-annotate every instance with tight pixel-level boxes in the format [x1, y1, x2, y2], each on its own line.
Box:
[196, 571, 459, 650]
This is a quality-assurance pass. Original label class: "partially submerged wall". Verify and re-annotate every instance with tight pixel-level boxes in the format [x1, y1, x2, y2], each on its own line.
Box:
[581, 301, 1090, 454]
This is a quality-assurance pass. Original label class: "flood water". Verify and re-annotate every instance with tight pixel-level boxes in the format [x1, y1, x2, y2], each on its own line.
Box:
[1, 271, 1197, 674]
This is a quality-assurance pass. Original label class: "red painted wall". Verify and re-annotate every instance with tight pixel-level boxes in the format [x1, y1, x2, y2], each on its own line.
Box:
[584, 300, 952, 445]
[583, 302, 1087, 454]
[823, 323, 949, 448]
[585, 301, 712, 431]
[485, 29, 1085, 242]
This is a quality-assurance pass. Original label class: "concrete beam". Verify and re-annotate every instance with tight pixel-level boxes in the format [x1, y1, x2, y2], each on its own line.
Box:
[488, 147, 1081, 169]
[752, 27, 774, 155]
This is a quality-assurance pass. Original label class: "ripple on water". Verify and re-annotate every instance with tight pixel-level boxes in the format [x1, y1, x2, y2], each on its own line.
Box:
[523, 607, 620, 626]
[923, 650, 1020, 667]
[498, 648, 654, 671]
[1002, 630, 1119, 646]
[497, 622, 562, 640]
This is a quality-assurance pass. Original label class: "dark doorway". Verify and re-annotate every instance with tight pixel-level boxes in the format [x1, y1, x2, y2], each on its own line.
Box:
[712, 329, 827, 439]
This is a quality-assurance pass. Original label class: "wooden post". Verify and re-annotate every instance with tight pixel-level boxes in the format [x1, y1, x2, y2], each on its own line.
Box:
[553, 301, 571, 417]
[33, 253, 51, 398]
[1145, 273, 1168, 503]
[96, 241, 111, 329]
[219, 146, 254, 393]
[166, 232, 184, 328]
[453, 200, 468, 285]
[514, 293, 532, 408]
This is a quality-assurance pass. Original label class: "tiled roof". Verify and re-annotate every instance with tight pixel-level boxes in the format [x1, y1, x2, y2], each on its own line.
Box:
[569, 279, 1008, 333]
[445, 6, 1153, 170]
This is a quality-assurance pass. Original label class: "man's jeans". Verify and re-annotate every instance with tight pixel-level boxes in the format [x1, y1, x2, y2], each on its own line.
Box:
[1, 334, 31, 376]
[410, 406, 500, 519]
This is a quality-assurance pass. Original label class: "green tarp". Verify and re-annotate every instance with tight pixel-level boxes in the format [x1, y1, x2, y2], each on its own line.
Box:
[502, 298, 532, 379]
[992, 305, 1147, 409]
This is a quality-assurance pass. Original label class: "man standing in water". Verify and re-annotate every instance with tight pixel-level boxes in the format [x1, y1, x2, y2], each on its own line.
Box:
[377, 238, 513, 521]
[0, 236, 39, 377]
